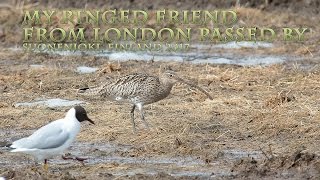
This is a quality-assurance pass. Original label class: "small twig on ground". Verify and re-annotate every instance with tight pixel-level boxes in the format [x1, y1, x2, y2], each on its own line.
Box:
[268, 144, 275, 159]
[259, 146, 271, 160]
[215, 130, 230, 140]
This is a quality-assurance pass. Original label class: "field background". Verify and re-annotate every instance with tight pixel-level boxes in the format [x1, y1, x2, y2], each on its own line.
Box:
[0, 0, 320, 179]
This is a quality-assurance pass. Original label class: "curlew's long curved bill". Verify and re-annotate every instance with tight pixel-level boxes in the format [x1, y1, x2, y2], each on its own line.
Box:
[77, 87, 90, 93]
[77, 86, 101, 96]
[174, 76, 213, 100]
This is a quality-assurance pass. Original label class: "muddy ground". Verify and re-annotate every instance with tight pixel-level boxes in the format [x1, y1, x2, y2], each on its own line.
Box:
[0, 0, 320, 179]
[0, 48, 320, 179]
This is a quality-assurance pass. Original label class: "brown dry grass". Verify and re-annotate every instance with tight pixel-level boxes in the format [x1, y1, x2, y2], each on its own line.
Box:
[1, 50, 320, 161]
[0, 3, 320, 178]
[0, 3, 318, 57]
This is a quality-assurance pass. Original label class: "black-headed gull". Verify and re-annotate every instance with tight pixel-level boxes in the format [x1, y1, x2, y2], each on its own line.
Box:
[9, 106, 94, 170]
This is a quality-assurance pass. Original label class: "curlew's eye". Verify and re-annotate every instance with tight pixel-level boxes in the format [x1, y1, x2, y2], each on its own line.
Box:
[169, 74, 173, 78]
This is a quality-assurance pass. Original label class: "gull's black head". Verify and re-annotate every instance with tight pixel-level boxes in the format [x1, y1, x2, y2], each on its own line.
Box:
[74, 106, 94, 124]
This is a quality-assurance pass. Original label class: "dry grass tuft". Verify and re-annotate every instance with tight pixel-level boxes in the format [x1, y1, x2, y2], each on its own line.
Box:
[1, 50, 320, 160]
[265, 91, 296, 108]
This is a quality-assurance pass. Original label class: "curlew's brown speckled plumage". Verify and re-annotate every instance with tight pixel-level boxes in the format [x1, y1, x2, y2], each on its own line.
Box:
[78, 70, 213, 132]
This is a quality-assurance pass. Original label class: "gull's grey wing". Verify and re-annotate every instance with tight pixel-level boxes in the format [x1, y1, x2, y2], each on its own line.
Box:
[11, 119, 70, 149]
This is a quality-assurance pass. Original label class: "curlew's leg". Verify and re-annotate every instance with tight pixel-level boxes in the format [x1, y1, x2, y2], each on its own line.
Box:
[43, 159, 48, 172]
[136, 103, 150, 129]
[131, 104, 137, 132]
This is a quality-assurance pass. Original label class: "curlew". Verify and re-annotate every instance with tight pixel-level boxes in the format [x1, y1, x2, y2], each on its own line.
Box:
[78, 70, 212, 132]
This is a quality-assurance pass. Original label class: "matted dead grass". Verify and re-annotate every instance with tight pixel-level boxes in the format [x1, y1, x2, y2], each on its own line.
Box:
[0, 1, 319, 178]
[1, 50, 320, 162]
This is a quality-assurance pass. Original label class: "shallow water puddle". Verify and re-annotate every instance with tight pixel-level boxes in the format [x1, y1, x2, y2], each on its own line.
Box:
[14, 98, 85, 108]
[76, 66, 98, 74]
[1, 141, 230, 178]
[0, 131, 263, 178]
[59, 143, 260, 177]
[13, 41, 298, 66]
[222, 149, 262, 160]
[92, 42, 287, 66]
[213, 41, 274, 49]
[29, 64, 98, 74]
[29, 64, 45, 69]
